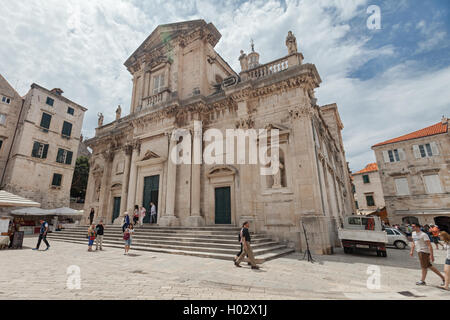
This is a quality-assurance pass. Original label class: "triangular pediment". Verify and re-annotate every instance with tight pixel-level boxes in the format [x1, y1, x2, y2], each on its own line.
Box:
[141, 150, 160, 161]
[124, 19, 221, 69]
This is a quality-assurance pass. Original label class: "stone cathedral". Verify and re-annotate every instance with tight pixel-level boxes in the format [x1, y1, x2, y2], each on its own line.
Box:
[84, 20, 356, 253]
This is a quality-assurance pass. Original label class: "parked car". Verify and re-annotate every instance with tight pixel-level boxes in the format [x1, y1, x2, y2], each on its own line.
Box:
[385, 227, 409, 249]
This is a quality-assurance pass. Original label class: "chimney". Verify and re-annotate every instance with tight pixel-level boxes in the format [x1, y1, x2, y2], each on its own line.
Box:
[442, 115, 448, 125]
[50, 88, 64, 96]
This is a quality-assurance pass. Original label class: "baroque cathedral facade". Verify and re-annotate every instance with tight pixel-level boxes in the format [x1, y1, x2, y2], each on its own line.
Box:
[84, 20, 355, 253]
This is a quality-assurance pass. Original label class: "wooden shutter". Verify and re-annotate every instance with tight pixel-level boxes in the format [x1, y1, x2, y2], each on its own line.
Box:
[382, 150, 390, 163]
[56, 149, 64, 163]
[430, 142, 440, 156]
[412, 145, 421, 159]
[424, 175, 442, 194]
[31, 142, 40, 157]
[398, 148, 406, 161]
[42, 144, 49, 159]
[65, 151, 73, 165]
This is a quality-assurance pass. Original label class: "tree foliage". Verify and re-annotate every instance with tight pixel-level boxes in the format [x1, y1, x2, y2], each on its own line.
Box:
[70, 156, 90, 199]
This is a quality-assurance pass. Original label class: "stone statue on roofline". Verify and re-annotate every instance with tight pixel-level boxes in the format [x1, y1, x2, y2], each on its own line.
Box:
[286, 31, 298, 55]
[116, 105, 122, 121]
[239, 50, 248, 72]
[97, 113, 104, 127]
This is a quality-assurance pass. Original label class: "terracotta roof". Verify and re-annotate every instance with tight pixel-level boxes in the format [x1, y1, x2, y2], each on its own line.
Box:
[353, 163, 378, 175]
[373, 121, 448, 147]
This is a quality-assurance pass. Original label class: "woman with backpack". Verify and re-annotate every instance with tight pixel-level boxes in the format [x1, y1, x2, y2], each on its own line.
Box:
[123, 223, 135, 255]
[87, 224, 96, 252]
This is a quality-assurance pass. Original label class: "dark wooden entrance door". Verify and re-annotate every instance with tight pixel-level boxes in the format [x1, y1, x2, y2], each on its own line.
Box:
[143, 175, 159, 224]
[112, 197, 121, 223]
[215, 187, 231, 224]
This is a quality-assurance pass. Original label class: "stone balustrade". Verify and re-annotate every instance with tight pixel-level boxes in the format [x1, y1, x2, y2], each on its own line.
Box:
[246, 57, 289, 80]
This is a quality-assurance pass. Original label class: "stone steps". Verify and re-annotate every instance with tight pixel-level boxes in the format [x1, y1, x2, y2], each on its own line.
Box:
[47, 225, 294, 261]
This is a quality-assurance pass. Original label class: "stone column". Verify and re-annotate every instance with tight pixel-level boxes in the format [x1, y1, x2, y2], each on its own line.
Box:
[98, 150, 114, 222]
[188, 120, 205, 226]
[119, 145, 132, 216]
[126, 140, 140, 216]
[159, 132, 180, 226]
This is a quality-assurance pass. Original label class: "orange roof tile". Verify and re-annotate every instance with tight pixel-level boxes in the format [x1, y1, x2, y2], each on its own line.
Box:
[373, 121, 448, 147]
[353, 163, 378, 175]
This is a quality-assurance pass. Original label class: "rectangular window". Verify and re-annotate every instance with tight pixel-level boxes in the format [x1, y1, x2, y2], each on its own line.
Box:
[1, 96, 11, 104]
[46, 97, 54, 106]
[152, 74, 165, 95]
[31, 141, 49, 159]
[40, 112, 52, 130]
[424, 174, 443, 194]
[51, 173, 62, 187]
[0, 140, 3, 151]
[366, 195, 375, 207]
[355, 201, 359, 209]
[56, 148, 73, 165]
[67, 107, 74, 115]
[362, 175, 370, 184]
[395, 178, 410, 196]
[0, 113, 6, 126]
[62, 121, 72, 137]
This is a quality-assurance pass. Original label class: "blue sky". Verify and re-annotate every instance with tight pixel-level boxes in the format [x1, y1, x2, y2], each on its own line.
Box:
[0, 0, 449, 172]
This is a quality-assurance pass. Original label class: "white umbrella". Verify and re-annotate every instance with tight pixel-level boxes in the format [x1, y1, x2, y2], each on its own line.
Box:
[10, 207, 53, 216]
[48, 207, 84, 216]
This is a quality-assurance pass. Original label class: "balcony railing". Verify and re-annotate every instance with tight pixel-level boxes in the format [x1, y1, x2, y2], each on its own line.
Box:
[142, 88, 170, 109]
[240, 53, 303, 81]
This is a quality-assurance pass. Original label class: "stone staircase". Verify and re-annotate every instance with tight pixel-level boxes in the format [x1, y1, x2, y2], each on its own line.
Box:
[46, 225, 294, 261]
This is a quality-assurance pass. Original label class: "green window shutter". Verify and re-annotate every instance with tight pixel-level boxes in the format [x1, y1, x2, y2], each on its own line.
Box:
[40, 113, 52, 129]
[52, 174, 62, 186]
[46, 97, 54, 106]
[56, 148, 64, 163]
[62, 121, 72, 137]
[32, 142, 40, 158]
[42, 144, 49, 159]
[66, 151, 73, 165]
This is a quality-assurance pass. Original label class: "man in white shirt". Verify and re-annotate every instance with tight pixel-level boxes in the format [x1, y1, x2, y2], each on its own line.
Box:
[150, 202, 157, 224]
[410, 223, 445, 286]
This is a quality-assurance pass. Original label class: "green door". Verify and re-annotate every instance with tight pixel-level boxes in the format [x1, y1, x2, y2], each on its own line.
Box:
[112, 197, 121, 223]
[215, 187, 231, 224]
[143, 175, 160, 224]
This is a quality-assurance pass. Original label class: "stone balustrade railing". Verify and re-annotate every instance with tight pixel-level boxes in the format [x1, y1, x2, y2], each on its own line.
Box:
[246, 57, 289, 80]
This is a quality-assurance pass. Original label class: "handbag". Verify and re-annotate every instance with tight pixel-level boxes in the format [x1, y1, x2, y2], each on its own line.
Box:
[123, 232, 130, 240]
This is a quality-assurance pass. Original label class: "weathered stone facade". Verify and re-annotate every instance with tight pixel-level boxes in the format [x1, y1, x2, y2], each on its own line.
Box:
[352, 163, 385, 214]
[84, 20, 355, 253]
[0, 80, 87, 209]
[372, 117, 450, 231]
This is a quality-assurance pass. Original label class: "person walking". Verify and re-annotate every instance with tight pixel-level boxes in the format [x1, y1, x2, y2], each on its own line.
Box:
[95, 220, 104, 251]
[32, 219, 50, 251]
[150, 202, 157, 224]
[123, 223, 135, 255]
[430, 225, 444, 250]
[122, 212, 130, 233]
[87, 224, 96, 252]
[139, 206, 146, 227]
[235, 221, 259, 270]
[133, 205, 139, 226]
[438, 231, 450, 290]
[410, 223, 445, 286]
[89, 208, 95, 225]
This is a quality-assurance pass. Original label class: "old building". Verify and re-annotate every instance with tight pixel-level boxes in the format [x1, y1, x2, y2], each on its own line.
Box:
[0, 78, 87, 209]
[372, 117, 450, 232]
[84, 20, 355, 253]
[352, 163, 385, 215]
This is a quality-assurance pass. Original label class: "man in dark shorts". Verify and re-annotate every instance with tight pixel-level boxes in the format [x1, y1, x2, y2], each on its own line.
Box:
[410, 223, 444, 286]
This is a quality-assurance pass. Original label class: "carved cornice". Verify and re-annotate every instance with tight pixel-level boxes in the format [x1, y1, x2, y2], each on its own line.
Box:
[235, 116, 255, 129]
[288, 105, 314, 119]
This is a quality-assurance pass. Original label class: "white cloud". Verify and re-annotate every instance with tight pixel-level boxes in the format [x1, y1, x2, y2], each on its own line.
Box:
[0, 0, 448, 173]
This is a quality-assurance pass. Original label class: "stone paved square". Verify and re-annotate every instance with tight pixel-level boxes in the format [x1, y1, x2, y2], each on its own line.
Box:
[1, 238, 449, 300]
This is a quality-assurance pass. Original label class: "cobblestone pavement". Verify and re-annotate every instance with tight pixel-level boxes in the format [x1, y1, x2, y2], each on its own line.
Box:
[0, 238, 449, 300]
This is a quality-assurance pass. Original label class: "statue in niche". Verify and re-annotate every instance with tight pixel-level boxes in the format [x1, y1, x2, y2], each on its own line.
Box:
[286, 31, 298, 55]
[239, 50, 248, 71]
[97, 113, 104, 127]
[271, 157, 286, 189]
[115, 105, 122, 121]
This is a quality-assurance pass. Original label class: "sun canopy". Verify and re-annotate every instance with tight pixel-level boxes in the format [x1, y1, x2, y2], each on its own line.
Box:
[10, 207, 52, 216]
[0, 190, 41, 208]
[48, 207, 83, 216]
